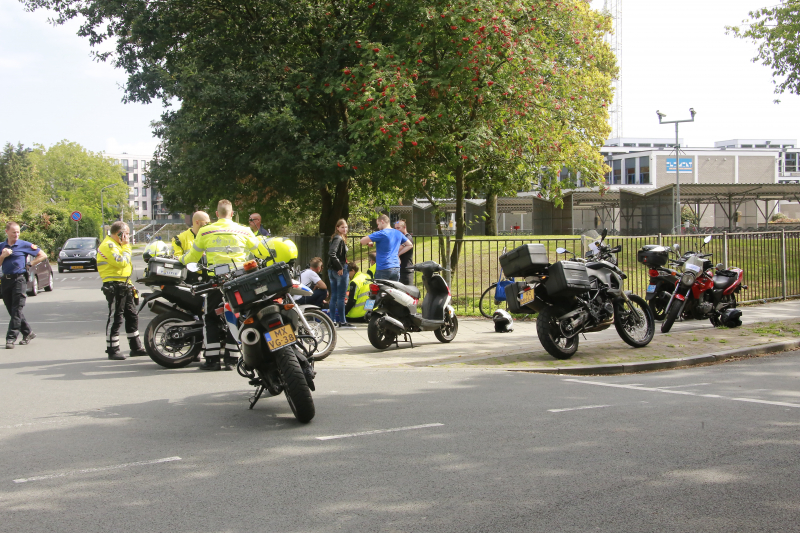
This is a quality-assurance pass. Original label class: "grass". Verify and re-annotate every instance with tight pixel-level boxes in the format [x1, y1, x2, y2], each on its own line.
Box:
[752, 323, 800, 337]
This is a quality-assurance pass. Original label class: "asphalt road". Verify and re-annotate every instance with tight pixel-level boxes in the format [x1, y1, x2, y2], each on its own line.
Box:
[1, 267, 800, 532]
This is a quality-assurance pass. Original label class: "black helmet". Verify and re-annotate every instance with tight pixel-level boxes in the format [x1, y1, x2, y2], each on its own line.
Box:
[493, 309, 514, 333]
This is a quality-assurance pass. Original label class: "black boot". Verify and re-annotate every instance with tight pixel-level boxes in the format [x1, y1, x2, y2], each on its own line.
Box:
[108, 350, 127, 360]
[198, 357, 221, 371]
[223, 356, 239, 371]
[129, 342, 148, 357]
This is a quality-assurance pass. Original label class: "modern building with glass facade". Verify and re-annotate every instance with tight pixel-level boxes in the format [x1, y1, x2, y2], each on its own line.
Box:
[104, 152, 176, 220]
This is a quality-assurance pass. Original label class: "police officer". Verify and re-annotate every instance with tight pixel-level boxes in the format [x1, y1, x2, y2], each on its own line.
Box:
[172, 211, 211, 257]
[345, 263, 372, 321]
[179, 200, 270, 371]
[98, 221, 147, 360]
[0, 221, 47, 349]
[248, 213, 269, 237]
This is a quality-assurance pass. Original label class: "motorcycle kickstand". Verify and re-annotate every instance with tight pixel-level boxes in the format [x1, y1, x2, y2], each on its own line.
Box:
[249, 383, 266, 410]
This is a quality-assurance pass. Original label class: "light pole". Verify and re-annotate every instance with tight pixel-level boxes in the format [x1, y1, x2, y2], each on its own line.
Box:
[100, 183, 122, 237]
[657, 108, 696, 232]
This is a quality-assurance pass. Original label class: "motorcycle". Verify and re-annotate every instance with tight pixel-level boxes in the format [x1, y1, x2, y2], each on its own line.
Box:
[637, 245, 688, 320]
[366, 261, 458, 349]
[501, 229, 655, 360]
[660, 235, 746, 333]
[191, 260, 317, 422]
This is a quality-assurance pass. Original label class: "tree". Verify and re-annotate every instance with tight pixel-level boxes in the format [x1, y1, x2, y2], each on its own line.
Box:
[0, 143, 43, 216]
[727, 3, 800, 99]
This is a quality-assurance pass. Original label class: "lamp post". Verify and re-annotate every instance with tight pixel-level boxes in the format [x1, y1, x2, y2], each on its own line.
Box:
[100, 183, 122, 237]
[657, 108, 696, 232]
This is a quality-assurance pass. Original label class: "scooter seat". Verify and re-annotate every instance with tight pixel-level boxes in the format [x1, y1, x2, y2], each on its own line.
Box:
[379, 280, 421, 299]
[713, 274, 737, 291]
[402, 284, 421, 299]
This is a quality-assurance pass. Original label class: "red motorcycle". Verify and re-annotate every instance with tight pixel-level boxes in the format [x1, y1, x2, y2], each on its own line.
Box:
[661, 236, 747, 333]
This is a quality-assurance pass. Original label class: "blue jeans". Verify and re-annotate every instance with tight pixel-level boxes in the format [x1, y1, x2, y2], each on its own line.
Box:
[328, 269, 349, 324]
[375, 268, 400, 282]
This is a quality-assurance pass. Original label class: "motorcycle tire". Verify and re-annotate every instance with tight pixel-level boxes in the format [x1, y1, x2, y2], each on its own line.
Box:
[536, 306, 579, 360]
[277, 345, 315, 423]
[144, 311, 202, 368]
[648, 298, 667, 321]
[301, 309, 337, 361]
[614, 295, 655, 348]
[661, 301, 682, 333]
[434, 312, 459, 343]
[368, 314, 396, 350]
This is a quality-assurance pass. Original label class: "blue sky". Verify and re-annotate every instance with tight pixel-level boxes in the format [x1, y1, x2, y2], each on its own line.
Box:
[2, 0, 799, 157]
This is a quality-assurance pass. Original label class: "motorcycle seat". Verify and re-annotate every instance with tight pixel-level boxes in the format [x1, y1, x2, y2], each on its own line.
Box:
[379, 280, 421, 299]
[712, 274, 738, 291]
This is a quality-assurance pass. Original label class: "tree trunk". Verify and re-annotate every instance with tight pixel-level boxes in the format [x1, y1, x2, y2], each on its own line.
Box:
[449, 164, 465, 272]
[318, 178, 350, 236]
[485, 192, 497, 236]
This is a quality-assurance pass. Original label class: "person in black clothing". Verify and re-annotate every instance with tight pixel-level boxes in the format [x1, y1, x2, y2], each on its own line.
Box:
[396, 219, 414, 285]
[328, 219, 353, 328]
[1, 221, 47, 349]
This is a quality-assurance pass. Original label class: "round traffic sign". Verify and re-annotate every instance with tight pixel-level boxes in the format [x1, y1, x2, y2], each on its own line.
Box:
[70, 211, 82, 222]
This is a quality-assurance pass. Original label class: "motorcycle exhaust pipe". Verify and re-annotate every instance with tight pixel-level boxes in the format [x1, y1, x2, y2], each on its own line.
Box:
[240, 328, 264, 369]
[148, 299, 172, 315]
[381, 315, 406, 334]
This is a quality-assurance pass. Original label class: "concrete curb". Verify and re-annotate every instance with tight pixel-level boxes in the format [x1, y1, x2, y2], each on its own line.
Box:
[510, 339, 800, 375]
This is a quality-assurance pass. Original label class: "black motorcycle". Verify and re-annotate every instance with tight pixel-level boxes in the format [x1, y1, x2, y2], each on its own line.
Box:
[637, 245, 687, 321]
[501, 230, 655, 359]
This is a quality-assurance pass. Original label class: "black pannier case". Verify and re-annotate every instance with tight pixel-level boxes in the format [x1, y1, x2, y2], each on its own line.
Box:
[499, 244, 549, 278]
[636, 245, 670, 267]
[139, 257, 187, 285]
[222, 262, 293, 311]
[544, 261, 591, 296]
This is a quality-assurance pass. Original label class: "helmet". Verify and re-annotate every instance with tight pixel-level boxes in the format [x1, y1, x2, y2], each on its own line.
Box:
[263, 236, 298, 267]
[143, 240, 172, 262]
[493, 309, 514, 333]
[719, 308, 743, 328]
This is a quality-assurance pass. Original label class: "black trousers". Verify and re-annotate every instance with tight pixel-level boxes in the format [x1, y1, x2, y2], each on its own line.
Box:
[2, 274, 32, 342]
[103, 282, 142, 354]
[296, 288, 327, 307]
[202, 291, 239, 362]
[399, 270, 414, 286]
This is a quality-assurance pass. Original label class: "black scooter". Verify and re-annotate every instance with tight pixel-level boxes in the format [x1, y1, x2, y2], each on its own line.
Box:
[366, 261, 458, 349]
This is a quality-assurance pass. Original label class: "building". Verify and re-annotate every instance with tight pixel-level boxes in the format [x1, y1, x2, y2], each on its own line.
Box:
[104, 152, 176, 220]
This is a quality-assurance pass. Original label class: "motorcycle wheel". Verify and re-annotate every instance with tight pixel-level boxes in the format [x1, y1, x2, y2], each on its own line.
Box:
[277, 345, 315, 423]
[648, 298, 667, 321]
[301, 309, 337, 361]
[615, 295, 655, 348]
[144, 311, 202, 368]
[536, 306, 579, 360]
[661, 301, 682, 333]
[368, 314, 396, 350]
[434, 312, 459, 343]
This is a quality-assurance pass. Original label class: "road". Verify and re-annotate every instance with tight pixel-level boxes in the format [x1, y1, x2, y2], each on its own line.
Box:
[1, 268, 799, 532]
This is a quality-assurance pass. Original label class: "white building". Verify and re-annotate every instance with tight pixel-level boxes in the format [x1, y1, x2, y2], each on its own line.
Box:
[104, 152, 174, 220]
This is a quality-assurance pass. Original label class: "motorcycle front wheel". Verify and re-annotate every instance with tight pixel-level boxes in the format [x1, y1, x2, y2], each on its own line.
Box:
[144, 311, 202, 368]
[536, 306, 579, 359]
[661, 300, 682, 333]
[434, 312, 459, 343]
[300, 309, 337, 361]
[277, 345, 315, 423]
[368, 314, 396, 350]
[615, 295, 655, 348]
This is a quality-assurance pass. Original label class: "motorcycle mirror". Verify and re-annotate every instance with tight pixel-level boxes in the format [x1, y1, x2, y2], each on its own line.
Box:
[704, 235, 712, 244]
[716, 263, 724, 270]
[186, 263, 199, 272]
[556, 247, 568, 254]
[673, 243, 681, 252]
[601, 228, 608, 240]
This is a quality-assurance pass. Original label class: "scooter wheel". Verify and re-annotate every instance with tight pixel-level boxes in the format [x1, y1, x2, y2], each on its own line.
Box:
[434, 313, 458, 343]
[368, 315, 396, 350]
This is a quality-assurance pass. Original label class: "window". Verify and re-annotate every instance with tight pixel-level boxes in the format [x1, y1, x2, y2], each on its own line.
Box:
[141, 173, 146, 183]
[133, 174, 138, 183]
[639, 156, 650, 184]
[134, 201, 139, 209]
[654, 144, 667, 148]
[142, 201, 148, 211]
[613, 159, 622, 184]
[142, 187, 148, 197]
[623, 143, 636, 147]
[121, 159, 128, 170]
[741, 144, 753, 148]
[756, 144, 767, 148]
[133, 160, 138, 169]
[141, 160, 147, 170]
[134, 187, 139, 197]
[784, 145, 794, 148]
[785, 153, 798, 173]
[127, 173, 132, 184]
[638, 143, 652, 147]
[625, 158, 636, 184]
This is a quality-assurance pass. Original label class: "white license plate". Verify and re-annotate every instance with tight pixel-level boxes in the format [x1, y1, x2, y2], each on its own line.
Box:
[647, 284, 656, 293]
[364, 299, 375, 310]
[520, 288, 536, 305]
[685, 263, 702, 273]
[264, 324, 296, 351]
[155, 266, 181, 278]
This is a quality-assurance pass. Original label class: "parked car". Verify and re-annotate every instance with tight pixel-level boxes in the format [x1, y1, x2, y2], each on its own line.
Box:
[26, 254, 54, 296]
[57, 237, 100, 273]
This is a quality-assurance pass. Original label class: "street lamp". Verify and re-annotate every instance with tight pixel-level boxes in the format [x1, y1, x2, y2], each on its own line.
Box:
[657, 108, 696, 232]
[100, 183, 123, 237]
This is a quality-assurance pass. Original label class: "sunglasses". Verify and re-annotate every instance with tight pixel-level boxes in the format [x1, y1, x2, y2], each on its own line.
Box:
[249, 218, 258, 222]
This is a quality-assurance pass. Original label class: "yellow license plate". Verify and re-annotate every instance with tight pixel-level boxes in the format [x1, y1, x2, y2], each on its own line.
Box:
[71, 266, 84, 270]
[520, 288, 536, 305]
[264, 324, 296, 351]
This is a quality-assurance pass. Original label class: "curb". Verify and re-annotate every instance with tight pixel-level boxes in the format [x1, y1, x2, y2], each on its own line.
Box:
[509, 339, 800, 375]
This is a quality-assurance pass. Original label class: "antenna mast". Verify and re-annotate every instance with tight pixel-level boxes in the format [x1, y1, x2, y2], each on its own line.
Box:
[603, 0, 622, 138]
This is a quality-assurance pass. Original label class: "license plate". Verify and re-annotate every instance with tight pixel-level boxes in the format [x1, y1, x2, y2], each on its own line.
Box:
[71, 265, 84, 270]
[685, 263, 702, 273]
[364, 299, 375, 310]
[264, 324, 296, 351]
[520, 288, 536, 305]
[155, 266, 181, 278]
[647, 284, 656, 293]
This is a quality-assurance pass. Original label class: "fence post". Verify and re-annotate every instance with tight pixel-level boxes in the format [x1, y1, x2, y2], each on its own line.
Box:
[723, 231, 729, 269]
[580, 235, 586, 257]
[781, 228, 788, 300]
[444, 235, 452, 285]
[658, 233, 663, 246]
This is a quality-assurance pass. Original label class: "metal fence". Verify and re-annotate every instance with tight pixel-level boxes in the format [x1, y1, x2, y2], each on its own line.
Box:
[287, 230, 800, 315]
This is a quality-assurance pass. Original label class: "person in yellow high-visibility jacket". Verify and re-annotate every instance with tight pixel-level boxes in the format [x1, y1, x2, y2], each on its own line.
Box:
[171, 211, 211, 257]
[179, 200, 270, 371]
[98, 221, 146, 360]
[345, 264, 372, 321]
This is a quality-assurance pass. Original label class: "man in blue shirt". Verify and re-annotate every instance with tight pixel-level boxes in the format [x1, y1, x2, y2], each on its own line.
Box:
[359, 214, 413, 282]
[0, 221, 47, 349]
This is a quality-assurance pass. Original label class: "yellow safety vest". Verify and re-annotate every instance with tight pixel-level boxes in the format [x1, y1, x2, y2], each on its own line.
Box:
[346, 272, 372, 318]
[179, 218, 269, 268]
[97, 236, 133, 284]
[367, 264, 376, 280]
[172, 228, 196, 257]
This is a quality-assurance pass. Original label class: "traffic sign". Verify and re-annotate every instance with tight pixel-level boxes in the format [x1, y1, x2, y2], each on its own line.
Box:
[70, 211, 82, 222]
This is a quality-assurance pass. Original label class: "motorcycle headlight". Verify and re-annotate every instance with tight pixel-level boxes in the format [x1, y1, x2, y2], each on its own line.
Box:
[59, 251, 66, 258]
[681, 272, 696, 286]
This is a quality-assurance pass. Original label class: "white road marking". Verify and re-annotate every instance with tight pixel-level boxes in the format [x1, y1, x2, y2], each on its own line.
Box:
[0, 416, 93, 430]
[654, 383, 710, 389]
[13, 456, 182, 484]
[316, 423, 444, 441]
[548, 404, 611, 413]
[565, 379, 800, 409]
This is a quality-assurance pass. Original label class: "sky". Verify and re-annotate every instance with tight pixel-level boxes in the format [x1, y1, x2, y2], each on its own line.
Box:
[1, 0, 799, 157]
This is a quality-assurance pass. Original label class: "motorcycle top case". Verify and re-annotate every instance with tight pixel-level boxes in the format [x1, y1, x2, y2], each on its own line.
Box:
[139, 257, 187, 285]
[222, 261, 293, 311]
[544, 260, 591, 297]
[636, 245, 670, 267]
[499, 244, 549, 278]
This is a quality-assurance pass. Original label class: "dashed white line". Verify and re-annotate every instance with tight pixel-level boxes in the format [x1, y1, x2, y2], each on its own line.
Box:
[13, 456, 182, 484]
[655, 383, 711, 389]
[316, 423, 444, 441]
[548, 404, 611, 413]
[565, 379, 800, 408]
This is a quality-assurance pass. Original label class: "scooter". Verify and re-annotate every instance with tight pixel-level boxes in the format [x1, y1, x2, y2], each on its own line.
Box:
[366, 261, 458, 349]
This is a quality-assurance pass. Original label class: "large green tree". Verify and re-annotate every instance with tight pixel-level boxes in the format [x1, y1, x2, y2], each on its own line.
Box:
[0, 143, 43, 216]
